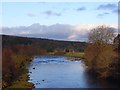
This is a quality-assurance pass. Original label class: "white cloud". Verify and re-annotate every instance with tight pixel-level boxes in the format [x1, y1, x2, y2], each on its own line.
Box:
[21, 31, 31, 34]
[2, 23, 118, 41]
[67, 34, 77, 41]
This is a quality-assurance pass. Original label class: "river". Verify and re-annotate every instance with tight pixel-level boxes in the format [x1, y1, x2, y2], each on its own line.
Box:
[28, 56, 119, 88]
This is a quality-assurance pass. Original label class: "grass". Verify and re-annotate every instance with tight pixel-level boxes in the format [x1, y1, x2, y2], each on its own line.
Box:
[9, 82, 34, 89]
[8, 66, 34, 89]
[64, 52, 85, 58]
[9, 73, 34, 89]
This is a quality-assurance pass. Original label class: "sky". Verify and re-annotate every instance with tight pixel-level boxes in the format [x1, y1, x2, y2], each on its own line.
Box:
[1, 1, 119, 41]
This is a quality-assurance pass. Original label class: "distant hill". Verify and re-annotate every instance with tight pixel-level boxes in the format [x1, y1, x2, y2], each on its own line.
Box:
[2, 35, 87, 52]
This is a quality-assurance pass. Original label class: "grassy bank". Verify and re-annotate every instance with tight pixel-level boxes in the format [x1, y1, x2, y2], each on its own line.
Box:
[9, 72, 34, 89]
[8, 59, 34, 89]
[2, 45, 44, 89]
[47, 52, 85, 59]
[4, 56, 35, 89]
[64, 52, 85, 59]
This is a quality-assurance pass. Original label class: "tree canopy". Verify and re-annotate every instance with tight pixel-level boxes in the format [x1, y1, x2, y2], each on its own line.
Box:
[85, 25, 118, 78]
[88, 25, 116, 44]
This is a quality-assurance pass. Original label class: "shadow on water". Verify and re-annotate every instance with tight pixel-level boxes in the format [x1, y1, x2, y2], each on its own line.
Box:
[83, 70, 120, 88]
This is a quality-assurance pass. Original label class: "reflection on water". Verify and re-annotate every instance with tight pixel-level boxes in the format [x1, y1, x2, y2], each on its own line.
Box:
[28, 56, 119, 88]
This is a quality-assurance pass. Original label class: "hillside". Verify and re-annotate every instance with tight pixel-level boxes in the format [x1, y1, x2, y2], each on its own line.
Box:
[2, 35, 87, 52]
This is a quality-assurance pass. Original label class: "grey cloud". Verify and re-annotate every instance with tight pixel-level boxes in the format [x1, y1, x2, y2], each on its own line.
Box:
[97, 4, 117, 10]
[2, 23, 79, 41]
[97, 14, 104, 17]
[75, 35, 88, 41]
[97, 3, 118, 14]
[97, 12, 110, 18]
[104, 12, 110, 14]
[44, 10, 61, 16]
[27, 13, 36, 17]
[2, 23, 117, 41]
[112, 8, 120, 14]
[77, 7, 86, 11]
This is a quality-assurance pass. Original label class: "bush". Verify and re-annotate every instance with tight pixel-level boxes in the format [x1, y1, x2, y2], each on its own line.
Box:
[85, 25, 118, 78]
[85, 44, 117, 78]
[2, 45, 38, 89]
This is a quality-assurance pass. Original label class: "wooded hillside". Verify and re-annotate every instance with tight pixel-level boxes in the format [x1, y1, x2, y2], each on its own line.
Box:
[2, 35, 87, 52]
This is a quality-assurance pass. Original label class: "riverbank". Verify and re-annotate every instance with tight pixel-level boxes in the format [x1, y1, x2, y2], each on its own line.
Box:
[8, 58, 35, 89]
[9, 70, 34, 89]
[64, 52, 84, 59]
[48, 52, 85, 59]
[2, 45, 43, 89]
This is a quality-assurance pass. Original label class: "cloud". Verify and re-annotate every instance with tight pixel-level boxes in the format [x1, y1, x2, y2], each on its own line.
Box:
[104, 12, 110, 15]
[112, 8, 120, 14]
[97, 4, 117, 10]
[97, 3, 118, 14]
[43, 10, 61, 16]
[97, 12, 110, 18]
[2, 23, 118, 41]
[76, 7, 86, 11]
[27, 13, 36, 17]
[2, 23, 73, 41]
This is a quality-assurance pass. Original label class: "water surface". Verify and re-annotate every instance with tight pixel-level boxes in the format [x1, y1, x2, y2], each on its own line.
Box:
[28, 56, 119, 88]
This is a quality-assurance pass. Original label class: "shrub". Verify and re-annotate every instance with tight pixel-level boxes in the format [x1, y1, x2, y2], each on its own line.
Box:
[85, 25, 117, 78]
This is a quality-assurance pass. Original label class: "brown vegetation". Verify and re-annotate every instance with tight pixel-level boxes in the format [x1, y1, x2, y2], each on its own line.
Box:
[2, 34, 87, 89]
[85, 44, 118, 78]
[2, 45, 46, 89]
[85, 25, 119, 79]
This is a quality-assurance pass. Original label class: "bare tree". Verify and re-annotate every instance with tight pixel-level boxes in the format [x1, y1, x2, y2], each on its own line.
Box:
[88, 25, 116, 44]
[85, 25, 117, 78]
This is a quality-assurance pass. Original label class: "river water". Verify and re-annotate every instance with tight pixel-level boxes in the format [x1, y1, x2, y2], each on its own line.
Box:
[28, 56, 119, 88]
